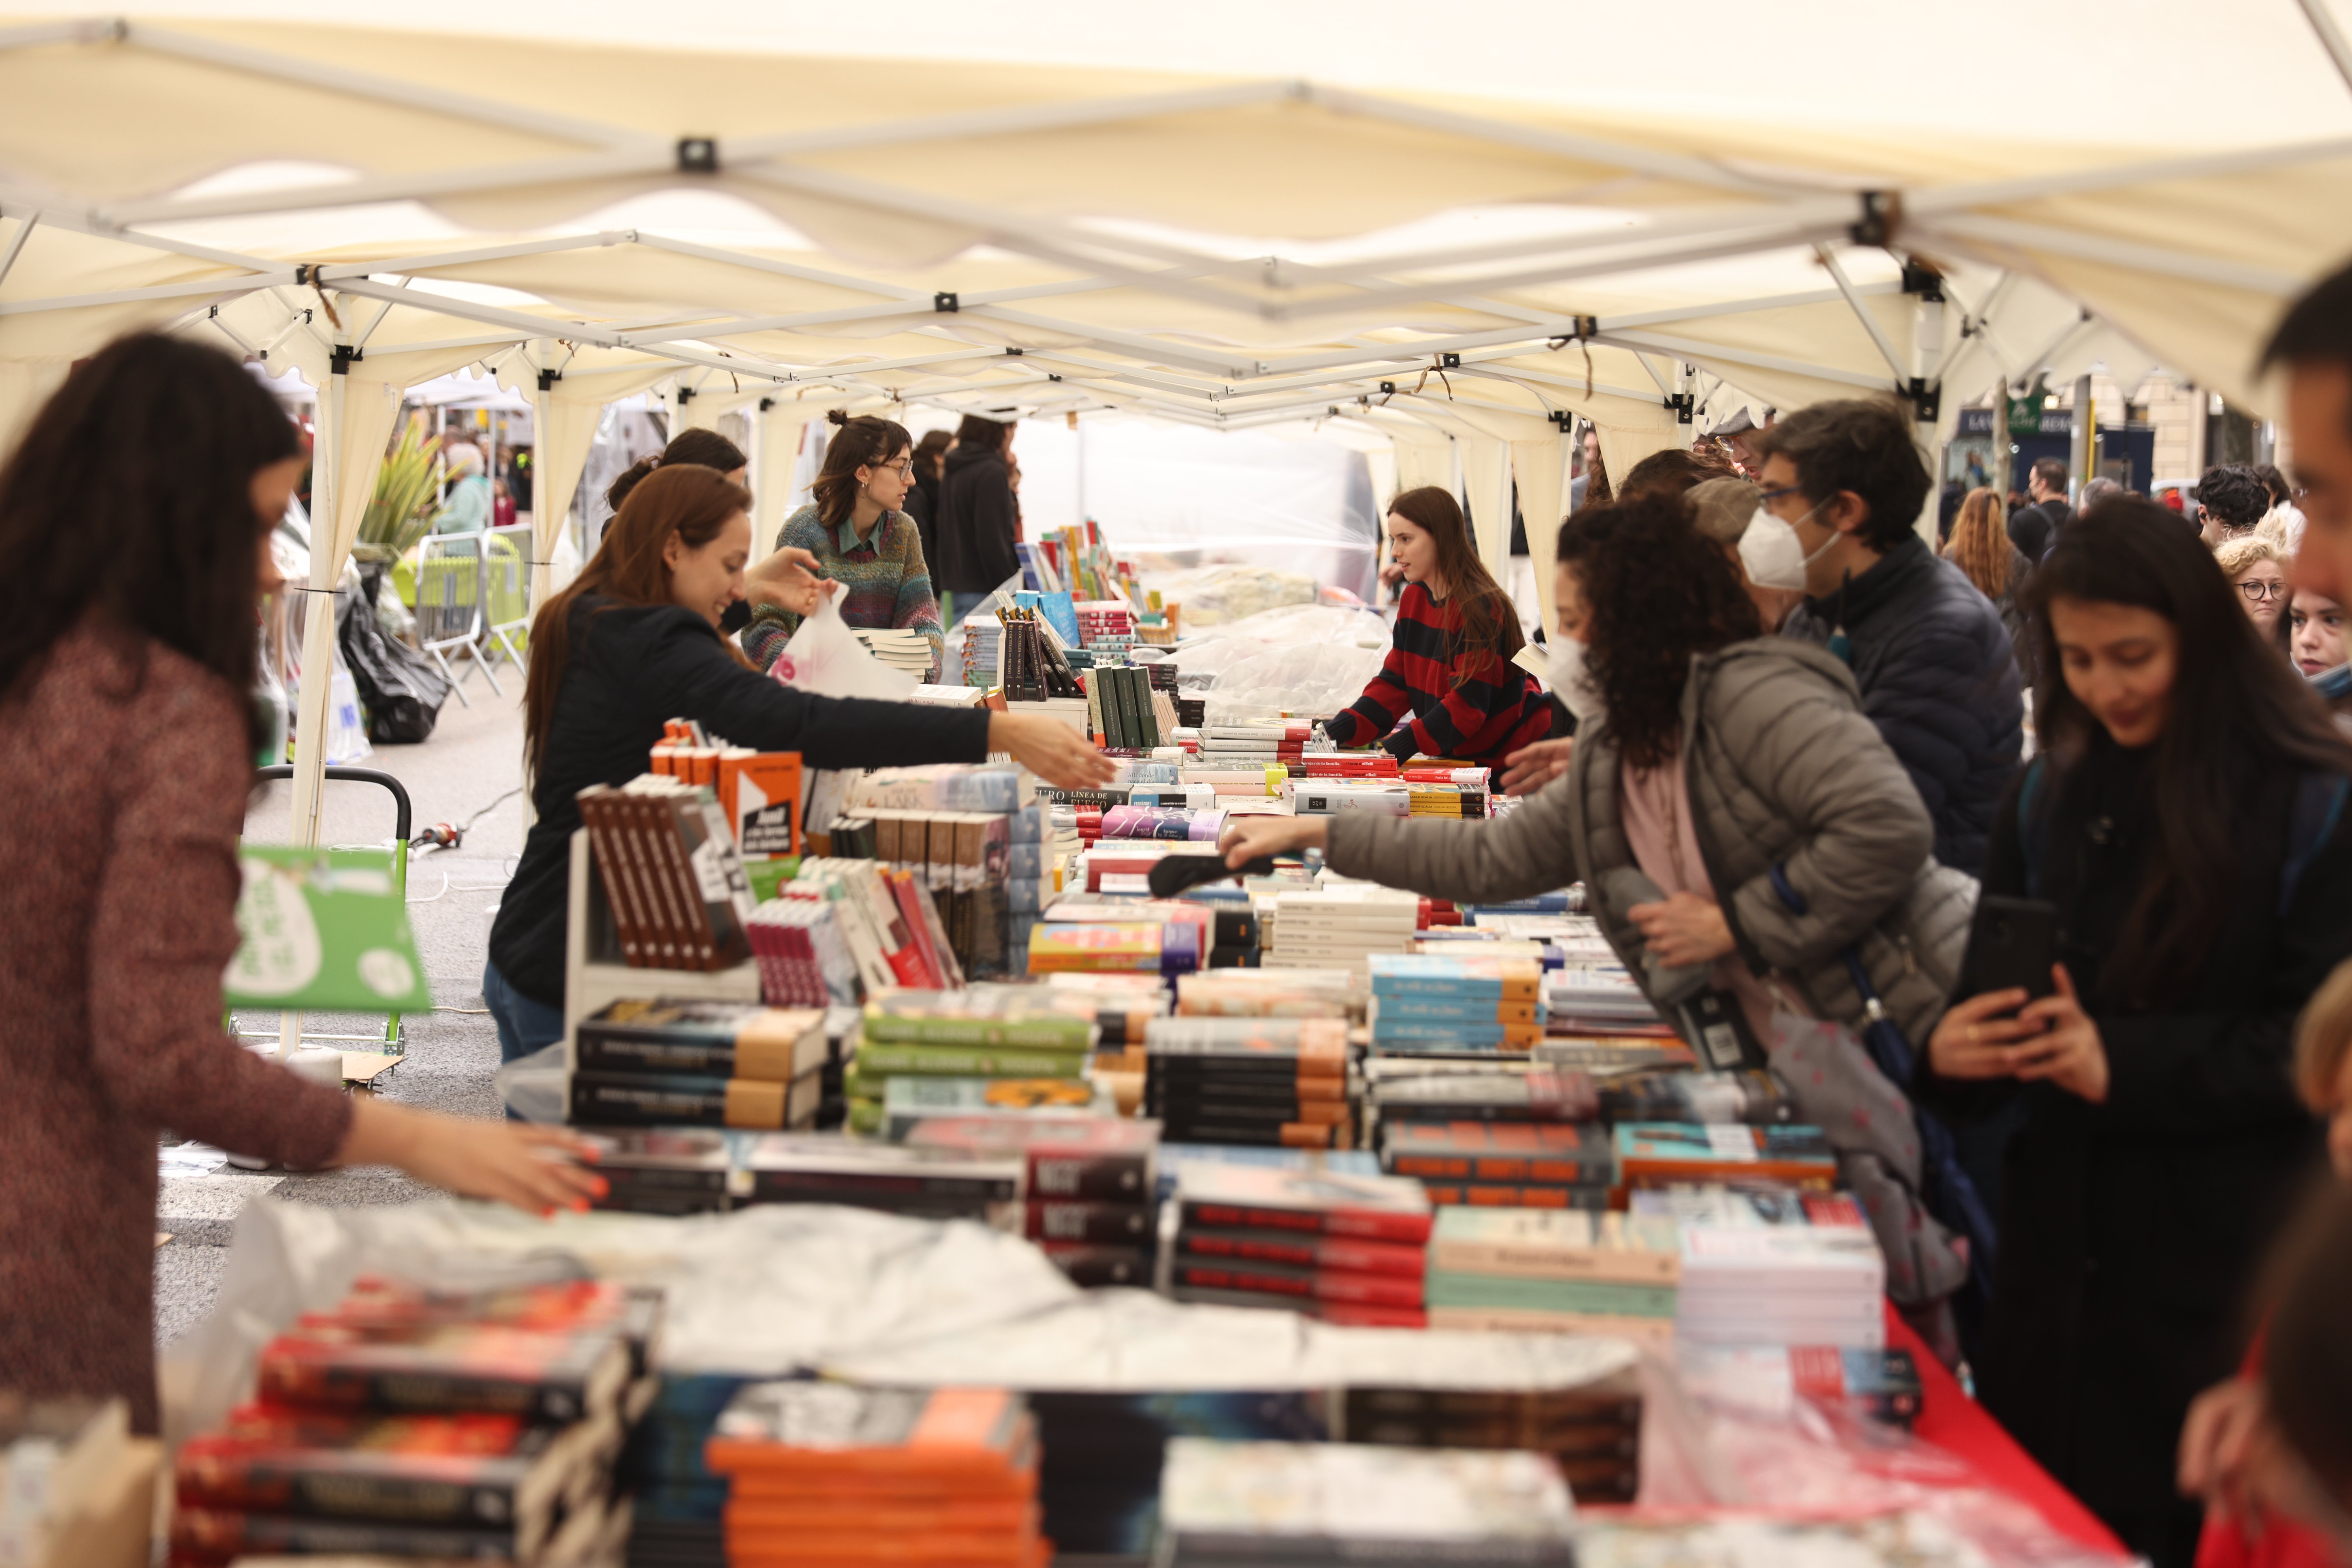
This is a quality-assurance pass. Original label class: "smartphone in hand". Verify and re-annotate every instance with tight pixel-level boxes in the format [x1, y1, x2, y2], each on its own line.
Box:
[1955, 895, 2060, 1003]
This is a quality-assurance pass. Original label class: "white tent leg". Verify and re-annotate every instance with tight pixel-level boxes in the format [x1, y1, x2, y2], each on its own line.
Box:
[280, 360, 347, 1058]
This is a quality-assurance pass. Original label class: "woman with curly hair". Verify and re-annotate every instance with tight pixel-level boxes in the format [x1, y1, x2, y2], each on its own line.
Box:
[1226, 492, 1969, 1051]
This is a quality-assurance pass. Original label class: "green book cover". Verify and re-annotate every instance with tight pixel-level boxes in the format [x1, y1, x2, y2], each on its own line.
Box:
[853, 1040, 1093, 1078]
[859, 1014, 1097, 1052]
[224, 846, 433, 1013]
[1425, 1270, 1678, 1319]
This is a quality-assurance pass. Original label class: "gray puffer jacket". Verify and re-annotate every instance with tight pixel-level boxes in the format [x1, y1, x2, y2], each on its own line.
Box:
[1324, 638, 1976, 1046]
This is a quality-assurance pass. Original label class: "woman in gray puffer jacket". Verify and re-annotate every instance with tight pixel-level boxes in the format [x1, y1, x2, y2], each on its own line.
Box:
[1223, 495, 1980, 1346]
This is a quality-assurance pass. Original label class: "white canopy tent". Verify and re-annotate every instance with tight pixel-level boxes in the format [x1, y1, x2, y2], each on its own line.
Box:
[7, 0, 2352, 852]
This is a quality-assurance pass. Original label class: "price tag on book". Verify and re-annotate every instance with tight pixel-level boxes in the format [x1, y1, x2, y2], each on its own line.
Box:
[223, 846, 434, 1013]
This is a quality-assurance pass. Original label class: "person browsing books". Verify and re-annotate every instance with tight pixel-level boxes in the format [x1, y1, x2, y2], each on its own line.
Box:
[1916, 503, 2352, 1568]
[1222, 493, 1977, 1343]
[1325, 487, 1559, 767]
[0, 335, 610, 1434]
[744, 412, 943, 680]
[486, 462, 1111, 1068]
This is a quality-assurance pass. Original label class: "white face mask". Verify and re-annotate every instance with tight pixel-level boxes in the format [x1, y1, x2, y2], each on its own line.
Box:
[1738, 502, 1838, 592]
[1546, 635, 1604, 722]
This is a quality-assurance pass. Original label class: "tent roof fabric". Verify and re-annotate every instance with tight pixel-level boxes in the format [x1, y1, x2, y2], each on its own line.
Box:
[4, 6, 2350, 444]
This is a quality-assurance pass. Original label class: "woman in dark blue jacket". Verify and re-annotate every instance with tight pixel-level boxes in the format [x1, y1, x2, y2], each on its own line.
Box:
[1919, 503, 2352, 1568]
[485, 463, 1109, 1062]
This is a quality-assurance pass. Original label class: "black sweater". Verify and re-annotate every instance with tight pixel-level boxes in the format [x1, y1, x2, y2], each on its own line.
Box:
[486, 597, 992, 1006]
[1915, 740, 2346, 1568]
[932, 444, 1020, 594]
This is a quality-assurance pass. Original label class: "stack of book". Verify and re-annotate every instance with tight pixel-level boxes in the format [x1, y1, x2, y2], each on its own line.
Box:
[617, 1373, 754, 1568]
[1611, 1123, 1839, 1197]
[1196, 723, 1310, 768]
[1157, 1439, 1575, 1568]
[1406, 784, 1489, 818]
[853, 625, 939, 681]
[744, 896, 860, 1008]
[1338, 1371, 1643, 1504]
[1029, 922, 1200, 976]
[843, 986, 1100, 1135]
[875, 1075, 1116, 1140]
[733, 1133, 1022, 1224]
[1168, 1163, 1432, 1326]
[1675, 1222, 1887, 1350]
[1264, 888, 1420, 977]
[172, 1278, 655, 1566]
[580, 1127, 735, 1216]
[778, 859, 967, 995]
[567, 999, 829, 1133]
[1381, 1121, 1614, 1210]
[960, 618, 1001, 688]
[1099, 803, 1225, 841]
[1542, 964, 1669, 1035]
[1076, 601, 1137, 650]
[1363, 1059, 1598, 1131]
[1423, 1208, 1680, 1349]
[705, 1385, 1046, 1568]
[1368, 953, 1545, 1052]
[902, 1114, 1161, 1286]
[1145, 1016, 1355, 1150]
[1175, 967, 1353, 1019]
[578, 776, 758, 972]
[1088, 664, 1165, 751]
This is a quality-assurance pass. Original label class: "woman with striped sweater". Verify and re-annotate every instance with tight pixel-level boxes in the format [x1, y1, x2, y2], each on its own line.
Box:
[746, 411, 944, 680]
[1326, 486, 1560, 765]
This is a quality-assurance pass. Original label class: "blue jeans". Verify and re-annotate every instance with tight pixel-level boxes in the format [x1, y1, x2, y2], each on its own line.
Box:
[484, 961, 564, 1066]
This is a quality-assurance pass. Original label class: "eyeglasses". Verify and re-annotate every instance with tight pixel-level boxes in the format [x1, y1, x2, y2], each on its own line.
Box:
[2240, 579, 2286, 602]
[869, 460, 914, 479]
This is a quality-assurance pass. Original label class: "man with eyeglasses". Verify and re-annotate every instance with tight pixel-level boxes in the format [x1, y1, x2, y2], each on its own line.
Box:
[2194, 464, 2273, 548]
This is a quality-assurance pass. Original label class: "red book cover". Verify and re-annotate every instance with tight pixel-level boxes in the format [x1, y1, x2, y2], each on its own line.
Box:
[890, 871, 949, 989]
[254, 1318, 631, 1425]
[1175, 1163, 1432, 1244]
[1177, 1227, 1426, 1278]
[1171, 1260, 1424, 1309]
[1316, 1300, 1428, 1329]
[175, 1408, 568, 1535]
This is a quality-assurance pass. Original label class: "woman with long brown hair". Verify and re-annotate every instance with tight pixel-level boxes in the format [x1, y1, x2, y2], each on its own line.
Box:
[1324, 486, 1559, 765]
[485, 463, 1112, 1063]
[746, 412, 943, 676]
[1943, 486, 2033, 664]
[0, 335, 604, 1434]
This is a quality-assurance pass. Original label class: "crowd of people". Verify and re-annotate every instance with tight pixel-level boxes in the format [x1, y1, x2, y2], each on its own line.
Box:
[9, 217, 2352, 1568]
[1275, 259, 2352, 1568]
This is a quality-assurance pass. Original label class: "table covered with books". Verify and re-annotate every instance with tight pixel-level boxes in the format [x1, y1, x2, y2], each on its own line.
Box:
[158, 577, 2130, 1568]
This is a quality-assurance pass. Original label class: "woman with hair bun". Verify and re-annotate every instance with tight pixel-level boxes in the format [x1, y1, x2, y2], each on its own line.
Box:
[745, 411, 943, 679]
[1325, 486, 1558, 766]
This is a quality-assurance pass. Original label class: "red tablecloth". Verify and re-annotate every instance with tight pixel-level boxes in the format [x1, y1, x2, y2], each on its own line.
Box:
[1886, 1308, 2124, 1555]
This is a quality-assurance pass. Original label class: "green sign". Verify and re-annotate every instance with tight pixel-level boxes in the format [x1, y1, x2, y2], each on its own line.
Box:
[2005, 396, 2043, 437]
[224, 846, 433, 1013]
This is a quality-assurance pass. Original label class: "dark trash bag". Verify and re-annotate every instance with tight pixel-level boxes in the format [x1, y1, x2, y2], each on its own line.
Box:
[337, 568, 451, 744]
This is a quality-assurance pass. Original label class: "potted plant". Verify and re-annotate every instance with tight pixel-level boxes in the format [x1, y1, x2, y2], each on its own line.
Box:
[352, 418, 443, 610]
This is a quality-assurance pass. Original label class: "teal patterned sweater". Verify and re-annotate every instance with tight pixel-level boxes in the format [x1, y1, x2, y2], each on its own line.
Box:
[744, 503, 943, 680]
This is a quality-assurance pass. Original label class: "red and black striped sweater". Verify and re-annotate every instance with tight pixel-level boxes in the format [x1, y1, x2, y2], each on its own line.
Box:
[1325, 582, 1560, 764]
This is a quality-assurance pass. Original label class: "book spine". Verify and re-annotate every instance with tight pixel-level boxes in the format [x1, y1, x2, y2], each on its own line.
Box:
[1182, 1201, 1429, 1244]
[648, 793, 722, 971]
[746, 1170, 1022, 1203]
[1023, 1200, 1154, 1243]
[853, 1040, 1092, 1076]
[1178, 1230, 1426, 1278]
[859, 1017, 1096, 1052]
[253, 1360, 588, 1425]
[173, 1464, 527, 1527]
[1418, 1181, 1612, 1210]
[1388, 1152, 1614, 1185]
[1024, 1152, 1151, 1203]
[1172, 1262, 1423, 1309]
[619, 793, 686, 968]
[172, 1508, 520, 1561]
[578, 793, 643, 966]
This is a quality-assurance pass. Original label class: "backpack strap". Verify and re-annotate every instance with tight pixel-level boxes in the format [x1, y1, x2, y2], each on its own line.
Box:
[2015, 756, 2052, 900]
[2280, 771, 2352, 919]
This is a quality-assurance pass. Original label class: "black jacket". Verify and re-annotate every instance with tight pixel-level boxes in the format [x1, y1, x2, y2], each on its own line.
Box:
[486, 597, 991, 1006]
[1782, 536, 2024, 875]
[905, 471, 943, 575]
[2009, 496, 2067, 560]
[933, 443, 1020, 594]
[1916, 743, 2346, 1568]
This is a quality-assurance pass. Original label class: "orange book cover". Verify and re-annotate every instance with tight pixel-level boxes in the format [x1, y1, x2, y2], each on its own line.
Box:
[720, 750, 803, 857]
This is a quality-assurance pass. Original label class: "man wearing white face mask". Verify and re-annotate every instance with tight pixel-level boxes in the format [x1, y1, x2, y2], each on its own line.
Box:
[1746, 399, 2024, 878]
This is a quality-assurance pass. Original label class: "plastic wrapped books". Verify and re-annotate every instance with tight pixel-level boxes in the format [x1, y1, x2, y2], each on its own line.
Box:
[1146, 1016, 1357, 1151]
[1676, 1224, 1888, 1349]
[1158, 1439, 1575, 1568]
[1368, 954, 1546, 1050]
[1423, 1209, 1680, 1350]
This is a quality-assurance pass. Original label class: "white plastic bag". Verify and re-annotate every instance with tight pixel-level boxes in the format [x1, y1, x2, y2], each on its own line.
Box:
[493, 1040, 567, 1124]
[770, 594, 918, 702]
